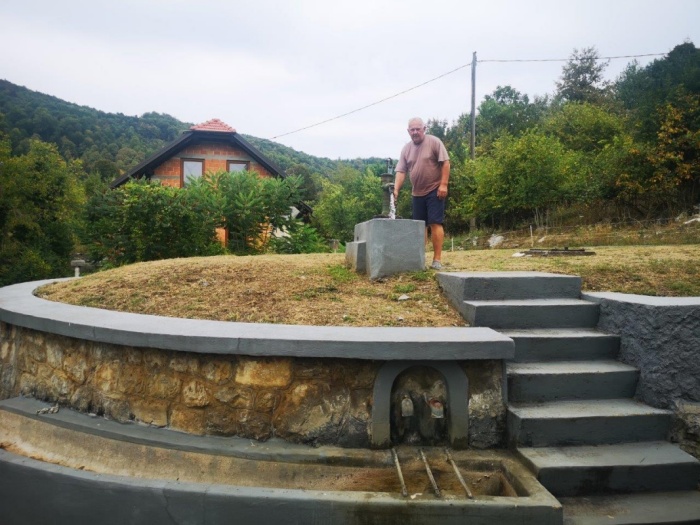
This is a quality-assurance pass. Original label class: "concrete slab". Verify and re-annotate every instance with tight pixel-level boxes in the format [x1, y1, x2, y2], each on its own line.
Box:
[507, 361, 638, 402]
[518, 441, 700, 470]
[463, 299, 599, 329]
[508, 399, 671, 447]
[499, 329, 620, 362]
[520, 441, 700, 495]
[438, 272, 582, 302]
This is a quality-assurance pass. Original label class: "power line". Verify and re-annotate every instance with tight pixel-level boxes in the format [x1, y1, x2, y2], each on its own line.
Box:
[270, 62, 472, 140]
[481, 52, 665, 63]
[269, 52, 667, 140]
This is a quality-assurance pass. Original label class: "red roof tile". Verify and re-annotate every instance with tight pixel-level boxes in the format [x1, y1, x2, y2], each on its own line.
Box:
[190, 119, 236, 132]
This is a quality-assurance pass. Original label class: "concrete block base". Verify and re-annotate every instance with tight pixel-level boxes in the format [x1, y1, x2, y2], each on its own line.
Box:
[346, 219, 425, 279]
[344, 240, 366, 273]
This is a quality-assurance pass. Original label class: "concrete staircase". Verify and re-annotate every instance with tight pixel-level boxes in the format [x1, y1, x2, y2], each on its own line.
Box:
[438, 272, 700, 525]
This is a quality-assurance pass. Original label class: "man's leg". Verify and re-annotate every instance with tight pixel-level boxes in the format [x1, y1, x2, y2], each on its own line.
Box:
[424, 188, 446, 266]
[430, 223, 444, 262]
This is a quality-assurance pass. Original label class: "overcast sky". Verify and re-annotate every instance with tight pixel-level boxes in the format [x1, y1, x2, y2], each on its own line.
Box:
[1, 0, 698, 160]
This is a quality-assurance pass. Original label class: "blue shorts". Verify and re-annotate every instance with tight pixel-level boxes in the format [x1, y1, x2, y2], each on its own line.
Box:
[412, 188, 445, 225]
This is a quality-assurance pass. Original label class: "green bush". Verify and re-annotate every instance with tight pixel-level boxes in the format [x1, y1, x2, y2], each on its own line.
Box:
[84, 180, 223, 266]
[270, 221, 329, 254]
[200, 170, 303, 254]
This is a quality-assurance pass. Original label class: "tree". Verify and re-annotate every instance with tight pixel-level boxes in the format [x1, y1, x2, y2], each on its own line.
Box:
[477, 86, 549, 145]
[556, 47, 610, 104]
[0, 138, 85, 285]
[615, 42, 700, 141]
[312, 166, 382, 242]
[651, 91, 700, 207]
[611, 42, 700, 216]
[543, 102, 625, 153]
[468, 130, 579, 228]
[285, 162, 322, 201]
[612, 92, 700, 216]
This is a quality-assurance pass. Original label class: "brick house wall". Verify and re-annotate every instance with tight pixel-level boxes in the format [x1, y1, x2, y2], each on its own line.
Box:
[151, 143, 274, 188]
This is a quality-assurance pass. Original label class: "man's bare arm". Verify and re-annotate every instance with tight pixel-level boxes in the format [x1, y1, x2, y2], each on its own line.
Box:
[393, 171, 406, 200]
[437, 160, 450, 199]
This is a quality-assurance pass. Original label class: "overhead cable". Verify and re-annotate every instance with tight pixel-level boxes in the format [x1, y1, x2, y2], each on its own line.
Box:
[269, 52, 667, 140]
[270, 62, 472, 140]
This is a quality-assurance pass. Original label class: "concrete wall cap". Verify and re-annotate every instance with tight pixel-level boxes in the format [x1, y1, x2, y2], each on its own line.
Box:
[583, 291, 700, 307]
[0, 279, 514, 360]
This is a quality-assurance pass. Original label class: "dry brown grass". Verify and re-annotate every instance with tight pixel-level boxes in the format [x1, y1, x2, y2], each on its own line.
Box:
[36, 245, 700, 327]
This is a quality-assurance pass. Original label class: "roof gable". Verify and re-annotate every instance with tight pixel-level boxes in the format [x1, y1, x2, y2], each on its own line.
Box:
[110, 119, 284, 188]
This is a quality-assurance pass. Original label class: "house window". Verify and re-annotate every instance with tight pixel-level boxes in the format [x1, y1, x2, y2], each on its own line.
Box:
[182, 159, 204, 185]
[227, 160, 249, 173]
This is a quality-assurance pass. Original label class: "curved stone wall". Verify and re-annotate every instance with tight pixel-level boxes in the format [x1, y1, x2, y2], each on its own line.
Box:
[0, 280, 514, 448]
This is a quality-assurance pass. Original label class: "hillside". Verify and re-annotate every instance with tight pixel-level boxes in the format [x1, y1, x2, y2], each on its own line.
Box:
[0, 78, 382, 180]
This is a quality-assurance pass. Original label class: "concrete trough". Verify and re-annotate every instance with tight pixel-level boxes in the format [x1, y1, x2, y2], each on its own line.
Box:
[0, 398, 562, 525]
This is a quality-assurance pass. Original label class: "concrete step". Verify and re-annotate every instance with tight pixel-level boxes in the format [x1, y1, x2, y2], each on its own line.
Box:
[500, 329, 620, 362]
[517, 441, 700, 497]
[507, 361, 639, 403]
[463, 299, 599, 329]
[561, 490, 700, 524]
[508, 399, 672, 447]
[438, 271, 583, 302]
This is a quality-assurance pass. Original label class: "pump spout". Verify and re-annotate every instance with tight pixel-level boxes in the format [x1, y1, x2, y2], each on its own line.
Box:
[401, 395, 414, 417]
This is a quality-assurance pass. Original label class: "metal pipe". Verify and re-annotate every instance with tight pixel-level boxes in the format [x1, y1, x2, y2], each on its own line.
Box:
[391, 448, 408, 497]
[419, 449, 441, 498]
[445, 448, 473, 499]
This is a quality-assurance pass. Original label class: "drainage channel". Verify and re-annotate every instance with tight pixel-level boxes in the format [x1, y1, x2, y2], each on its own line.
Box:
[391, 447, 474, 500]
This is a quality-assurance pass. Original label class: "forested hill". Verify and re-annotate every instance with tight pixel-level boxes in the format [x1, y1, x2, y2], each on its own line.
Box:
[0, 79, 380, 179]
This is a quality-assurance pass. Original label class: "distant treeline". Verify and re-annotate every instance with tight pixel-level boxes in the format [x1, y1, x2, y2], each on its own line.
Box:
[0, 78, 384, 191]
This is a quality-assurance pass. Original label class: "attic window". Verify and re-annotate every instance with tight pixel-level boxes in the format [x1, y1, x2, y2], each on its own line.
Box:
[227, 160, 250, 172]
[182, 159, 204, 185]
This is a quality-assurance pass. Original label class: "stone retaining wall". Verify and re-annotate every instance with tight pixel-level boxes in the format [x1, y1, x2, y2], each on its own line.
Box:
[0, 323, 504, 448]
[582, 292, 700, 409]
[583, 292, 700, 458]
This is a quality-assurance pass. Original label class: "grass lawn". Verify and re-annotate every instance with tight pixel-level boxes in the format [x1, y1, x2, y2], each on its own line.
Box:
[35, 244, 700, 327]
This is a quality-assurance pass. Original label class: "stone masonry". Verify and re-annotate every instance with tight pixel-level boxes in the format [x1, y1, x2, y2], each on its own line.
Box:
[0, 323, 504, 448]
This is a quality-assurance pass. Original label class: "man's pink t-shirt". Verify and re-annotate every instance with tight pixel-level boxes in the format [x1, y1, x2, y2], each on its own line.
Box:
[395, 134, 449, 197]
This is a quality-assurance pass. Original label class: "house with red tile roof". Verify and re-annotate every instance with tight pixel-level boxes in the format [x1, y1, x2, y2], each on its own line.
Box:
[110, 119, 311, 245]
[112, 119, 287, 189]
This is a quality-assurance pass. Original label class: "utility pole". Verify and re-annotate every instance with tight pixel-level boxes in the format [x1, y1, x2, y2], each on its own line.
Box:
[469, 51, 477, 233]
[470, 51, 476, 160]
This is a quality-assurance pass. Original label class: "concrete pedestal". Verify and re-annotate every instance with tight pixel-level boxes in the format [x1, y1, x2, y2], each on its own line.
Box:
[345, 219, 425, 279]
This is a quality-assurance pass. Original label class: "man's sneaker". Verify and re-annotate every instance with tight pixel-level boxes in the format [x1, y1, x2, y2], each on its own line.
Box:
[430, 260, 442, 270]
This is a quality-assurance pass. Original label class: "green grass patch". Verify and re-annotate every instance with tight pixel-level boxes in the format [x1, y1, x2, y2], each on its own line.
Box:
[408, 270, 433, 282]
[327, 264, 357, 283]
[393, 283, 416, 294]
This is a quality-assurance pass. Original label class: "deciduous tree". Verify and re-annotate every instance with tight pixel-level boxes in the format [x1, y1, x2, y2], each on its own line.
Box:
[556, 47, 610, 104]
[0, 138, 85, 285]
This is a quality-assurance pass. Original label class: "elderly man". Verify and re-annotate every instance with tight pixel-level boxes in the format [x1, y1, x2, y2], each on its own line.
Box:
[393, 117, 451, 270]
